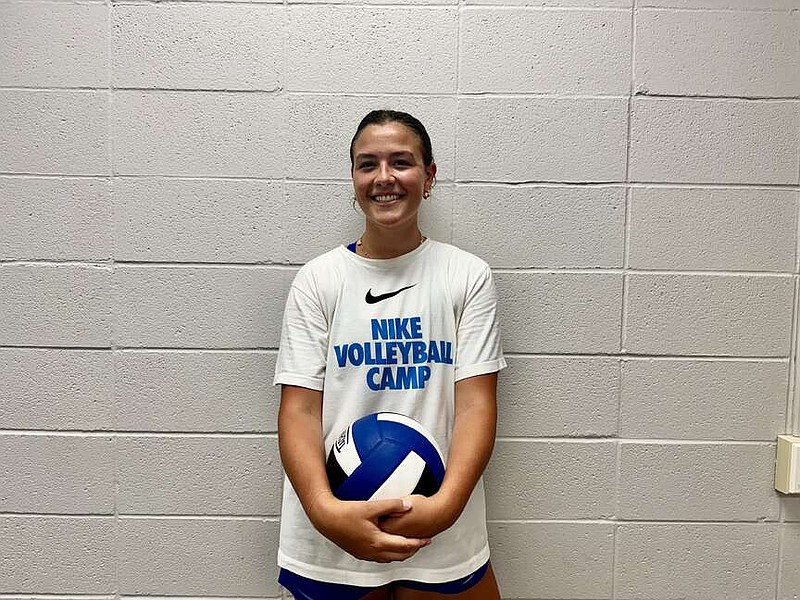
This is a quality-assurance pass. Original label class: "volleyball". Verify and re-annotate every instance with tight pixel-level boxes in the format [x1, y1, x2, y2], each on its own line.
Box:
[326, 412, 446, 502]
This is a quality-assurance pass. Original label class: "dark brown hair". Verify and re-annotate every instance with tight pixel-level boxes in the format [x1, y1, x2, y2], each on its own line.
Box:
[349, 110, 434, 168]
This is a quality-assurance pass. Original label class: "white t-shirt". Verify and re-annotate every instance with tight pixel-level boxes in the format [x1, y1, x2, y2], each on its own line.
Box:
[274, 239, 506, 586]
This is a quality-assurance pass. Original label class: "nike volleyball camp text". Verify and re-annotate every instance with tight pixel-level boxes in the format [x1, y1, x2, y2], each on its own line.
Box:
[333, 316, 453, 391]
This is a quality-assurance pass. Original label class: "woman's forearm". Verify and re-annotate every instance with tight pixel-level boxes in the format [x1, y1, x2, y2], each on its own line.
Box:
[437, 372, 498, 523]
[277, 384, 332, 522]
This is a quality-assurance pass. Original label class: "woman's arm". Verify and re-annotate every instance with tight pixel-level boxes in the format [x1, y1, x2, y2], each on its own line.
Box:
[278, 384, 431, 562]
[381, 372, 498, 538]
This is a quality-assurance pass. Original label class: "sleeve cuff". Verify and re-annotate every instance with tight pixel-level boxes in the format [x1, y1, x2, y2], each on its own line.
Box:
[454, 357, 508, 382]
[273, 372, 324, 391]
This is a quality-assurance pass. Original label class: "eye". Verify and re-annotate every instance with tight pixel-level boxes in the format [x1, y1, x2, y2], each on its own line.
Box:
[356, 161, 375, 171]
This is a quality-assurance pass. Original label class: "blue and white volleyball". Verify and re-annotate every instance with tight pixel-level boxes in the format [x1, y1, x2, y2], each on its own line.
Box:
[326, 412, 446, 502]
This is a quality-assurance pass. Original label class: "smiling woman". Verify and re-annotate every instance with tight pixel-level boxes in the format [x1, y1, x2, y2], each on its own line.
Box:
[274, 110, 506, 599]
[348, 113, 437, 260]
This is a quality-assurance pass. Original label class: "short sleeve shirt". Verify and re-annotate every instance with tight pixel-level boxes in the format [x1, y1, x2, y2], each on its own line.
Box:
[274, 239, 506, 586]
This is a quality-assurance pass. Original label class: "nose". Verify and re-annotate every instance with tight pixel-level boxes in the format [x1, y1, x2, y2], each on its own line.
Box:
[376, 162, 394, 184]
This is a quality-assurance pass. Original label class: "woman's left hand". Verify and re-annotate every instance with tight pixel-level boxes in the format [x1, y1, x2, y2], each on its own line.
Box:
[379, 494, 457, 539]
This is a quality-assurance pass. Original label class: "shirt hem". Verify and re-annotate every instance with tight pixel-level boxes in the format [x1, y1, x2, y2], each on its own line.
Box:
[277, 545, 490, 587]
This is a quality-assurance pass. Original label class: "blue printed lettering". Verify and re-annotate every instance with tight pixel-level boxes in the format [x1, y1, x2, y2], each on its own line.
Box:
[364, 342, 390, 366]
[385, 342, 398, 364]
[365, 365, 433, 390]
[394, 366, 416, 389]
[409, 317, 422, 338]
[348, 343, 364, 366]
[396, 342, 412, 362]
[428, 340, 441, 363]
[371, 319, 389, 341]
[370, 317, 424, 340]
[395, 318, 412, 339]
[334, 344, 349, 368]
[412, 341, 427, 363]
[366, 367, 381, 391]
[419, 365, 431, 386]
[443, 341, 453, 364]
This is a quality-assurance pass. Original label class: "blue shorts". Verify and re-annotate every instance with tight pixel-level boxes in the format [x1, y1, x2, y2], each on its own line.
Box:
[278, 561, 490, 600]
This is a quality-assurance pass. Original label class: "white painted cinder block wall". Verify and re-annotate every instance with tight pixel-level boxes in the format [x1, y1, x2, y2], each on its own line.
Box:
[1, 0, 799, 598]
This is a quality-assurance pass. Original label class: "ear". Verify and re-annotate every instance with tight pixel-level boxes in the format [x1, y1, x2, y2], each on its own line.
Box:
[425, 162, 437, 188]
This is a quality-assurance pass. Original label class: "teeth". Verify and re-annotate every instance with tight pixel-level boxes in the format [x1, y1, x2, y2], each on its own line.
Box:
[374, 195, 400, 202]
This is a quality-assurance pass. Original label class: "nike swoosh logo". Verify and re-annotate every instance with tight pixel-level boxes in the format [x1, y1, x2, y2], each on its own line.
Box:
[365, 284, 416, 304]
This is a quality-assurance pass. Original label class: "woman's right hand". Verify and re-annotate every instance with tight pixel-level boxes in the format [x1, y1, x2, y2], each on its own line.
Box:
[308, 492, 431, 563]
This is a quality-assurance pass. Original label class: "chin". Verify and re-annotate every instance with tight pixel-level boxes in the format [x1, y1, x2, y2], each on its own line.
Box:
[369, 214, 419, 231]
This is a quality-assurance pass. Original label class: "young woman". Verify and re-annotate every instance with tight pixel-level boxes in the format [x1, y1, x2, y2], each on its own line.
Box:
[275, 110, 506, 599]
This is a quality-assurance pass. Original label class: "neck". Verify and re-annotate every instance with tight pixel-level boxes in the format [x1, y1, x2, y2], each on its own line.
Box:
[358, 225, 425, 259]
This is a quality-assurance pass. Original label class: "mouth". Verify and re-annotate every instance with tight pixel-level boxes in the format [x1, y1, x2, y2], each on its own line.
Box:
[369, 194, 403, 204]
[371, 194, 403, 203]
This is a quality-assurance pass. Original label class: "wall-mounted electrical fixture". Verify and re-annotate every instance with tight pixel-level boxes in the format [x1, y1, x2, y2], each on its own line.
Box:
[775, 435, 800, 494]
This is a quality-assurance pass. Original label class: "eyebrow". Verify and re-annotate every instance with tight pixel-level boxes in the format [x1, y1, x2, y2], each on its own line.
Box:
[354, 151, 416, 160]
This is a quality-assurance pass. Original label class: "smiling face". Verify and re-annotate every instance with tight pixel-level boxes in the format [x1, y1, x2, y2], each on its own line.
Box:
[351, 122, 437, 237]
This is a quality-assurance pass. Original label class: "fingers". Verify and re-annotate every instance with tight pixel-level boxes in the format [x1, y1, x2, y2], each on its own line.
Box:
[369, 533, 430, 563]
[377, 531, 431, 552]
[367, 497, 412, 518]
[319, 499, 432, 563]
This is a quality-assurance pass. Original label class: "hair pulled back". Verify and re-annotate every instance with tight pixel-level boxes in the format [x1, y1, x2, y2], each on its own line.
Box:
[349, 110, 434, 168]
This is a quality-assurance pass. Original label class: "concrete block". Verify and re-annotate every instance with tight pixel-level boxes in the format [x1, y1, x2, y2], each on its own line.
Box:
[114, 266, 290, 349]
[495, 272, 623, 353]
[0, 3, 107, 87]
[457, 97, 628, 182]
[485, 440, 616, 519]
[453, 185, 625, 268]
[629, 187, 797, 272]
[112, 4, 282, 91]
[780, 524, 800, 600]
[285, 94, 457, 180]
[0, 349, 114, 430]
[629, 98, 799, 185]
[115, 351, 278, 433]
[460, 8, 630, 94]
[620, 359, 787, 440]
[113, 91, 283, 177]
[497, 356, 619, 437]
[114, 0, 281, 3]
[0, 90, 109, 175]
[618, 443, 779, 521]
[0, 435, 114, 514]
[113, 177, 283, 263]
[0, 265, 112, 347]
[641, 0, 794, 8]
[288, 7, 456, 93]
[0, 177, 111, 260]
[0, 516, 115, 593]
[117, 436, 281, 515]
[293, 0, 456, 4]
[118, 517, 280, 596]
[488, 522, 614, 599]
[784, 497, 800, 522]
[615, 523, 779, 600]
[636, 10, 799, 97]
[625, 274, 794, 356]
[285, 182, 454, 261]
[467, 0, 631, 5]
